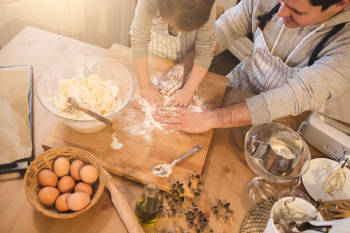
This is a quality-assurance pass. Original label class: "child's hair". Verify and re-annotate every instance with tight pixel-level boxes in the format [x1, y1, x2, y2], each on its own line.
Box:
[155, 0, 215, 32]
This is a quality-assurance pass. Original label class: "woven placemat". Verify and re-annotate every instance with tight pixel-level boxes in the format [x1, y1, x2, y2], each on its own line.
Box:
[239, 197, 277, 233]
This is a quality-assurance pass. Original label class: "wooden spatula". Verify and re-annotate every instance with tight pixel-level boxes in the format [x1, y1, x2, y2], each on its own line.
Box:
[67, 97, 113, 126]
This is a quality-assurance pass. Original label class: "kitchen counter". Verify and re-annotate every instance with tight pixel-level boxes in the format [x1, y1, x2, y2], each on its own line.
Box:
[0, 26, 325, 233]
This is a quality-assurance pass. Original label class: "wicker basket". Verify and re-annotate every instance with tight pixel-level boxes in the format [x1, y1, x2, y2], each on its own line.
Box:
[24, 146, 105, 219]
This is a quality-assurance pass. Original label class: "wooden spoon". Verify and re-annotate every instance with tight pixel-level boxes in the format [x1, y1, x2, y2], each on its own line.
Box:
[67, 97, 113, 126]
[103, 169, 145, 233]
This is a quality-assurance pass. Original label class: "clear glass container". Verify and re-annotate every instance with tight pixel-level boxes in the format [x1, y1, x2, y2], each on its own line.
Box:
[135, 183, 161, 225]
[244, 122, 311, 206]
[36, 55, 134, 133]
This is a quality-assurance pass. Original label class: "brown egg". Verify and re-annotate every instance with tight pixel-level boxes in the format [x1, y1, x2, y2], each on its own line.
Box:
[55, 193, 71, 212]
[38, 187, 60, 206]
[74, 182, 93, 196]
[38, 169, 58, 187]
[53, 157, 70, 177]
[67, 192, 90, 211]
[58, 176, 75, 193]
[80, 165, 98, 184]
[70, 160, 85, 181]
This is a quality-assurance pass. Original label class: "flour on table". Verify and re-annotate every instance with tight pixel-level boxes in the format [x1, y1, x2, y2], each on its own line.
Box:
[138, 97, 167, 131]
[110, 133, 123, 150]
[123, 125, 147, 135]
[122, 65, 204, 138]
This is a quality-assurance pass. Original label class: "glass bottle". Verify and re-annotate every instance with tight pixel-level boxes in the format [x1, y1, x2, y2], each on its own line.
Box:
[135, 183, 161, 224]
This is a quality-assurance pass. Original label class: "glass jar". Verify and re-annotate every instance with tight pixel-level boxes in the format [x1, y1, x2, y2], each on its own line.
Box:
[135, 183, 161, 224]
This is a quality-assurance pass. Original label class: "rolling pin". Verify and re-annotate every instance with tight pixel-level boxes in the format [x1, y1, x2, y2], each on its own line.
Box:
[103, 169, 145, 233]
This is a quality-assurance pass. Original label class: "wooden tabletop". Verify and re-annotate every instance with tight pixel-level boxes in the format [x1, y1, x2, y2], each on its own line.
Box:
[0, 26, 325, 233]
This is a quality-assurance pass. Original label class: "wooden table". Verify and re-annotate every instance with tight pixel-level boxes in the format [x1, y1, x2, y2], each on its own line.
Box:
[0, 27, 325, 233]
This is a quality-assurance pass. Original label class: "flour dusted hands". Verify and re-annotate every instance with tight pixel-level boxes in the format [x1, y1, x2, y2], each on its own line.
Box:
[154, 108, 214, 133]
[140, 83, 163, 105]
[154, 102, 252, 133]
[167, 88, 194, 107]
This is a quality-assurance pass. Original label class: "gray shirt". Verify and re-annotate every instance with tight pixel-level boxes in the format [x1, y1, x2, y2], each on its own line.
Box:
[216, 0, 350, 124]
[130, 0, 216, 68]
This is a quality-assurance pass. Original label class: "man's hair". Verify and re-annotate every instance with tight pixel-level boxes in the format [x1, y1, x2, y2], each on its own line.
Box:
[155, 0, 215, 32]
[309, 0, 342, 11]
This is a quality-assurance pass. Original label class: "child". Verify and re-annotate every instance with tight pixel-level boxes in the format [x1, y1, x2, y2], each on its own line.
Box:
[130, 0, 216, 107]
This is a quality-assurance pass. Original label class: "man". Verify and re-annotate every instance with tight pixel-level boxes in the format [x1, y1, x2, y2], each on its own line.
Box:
[154, 0, 350, 133]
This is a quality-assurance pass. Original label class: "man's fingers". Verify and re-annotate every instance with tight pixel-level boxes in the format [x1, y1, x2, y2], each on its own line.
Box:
[155, 109, 180, 118]
[163, 124, 192, 133]
[159, 107, 183, 113]
[163, 124, 181, 131]
[154, 115, 180, 124]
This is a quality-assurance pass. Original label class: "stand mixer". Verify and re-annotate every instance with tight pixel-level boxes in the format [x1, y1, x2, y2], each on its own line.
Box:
[244, 122, 311, 206]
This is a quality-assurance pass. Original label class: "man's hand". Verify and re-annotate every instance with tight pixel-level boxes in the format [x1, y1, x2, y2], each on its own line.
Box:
[154, 102, 252, 133]
[140, 83, 163, 105]
[167, 88, 194, 107]
[153, 108, 214, 133]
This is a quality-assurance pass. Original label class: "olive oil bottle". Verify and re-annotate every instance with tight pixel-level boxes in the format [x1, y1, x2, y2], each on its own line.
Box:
[135, 183, 161, 224]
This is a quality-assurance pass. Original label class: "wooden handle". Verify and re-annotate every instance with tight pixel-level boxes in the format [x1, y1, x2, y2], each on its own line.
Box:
[103, 170, 145, 233]
[67, 97, 113, 126]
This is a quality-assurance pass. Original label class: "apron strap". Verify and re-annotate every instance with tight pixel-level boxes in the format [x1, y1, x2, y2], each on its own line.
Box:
[308, 22, 346, 66]
[257, 3, 281, 30]
[257, 4, 347, 66]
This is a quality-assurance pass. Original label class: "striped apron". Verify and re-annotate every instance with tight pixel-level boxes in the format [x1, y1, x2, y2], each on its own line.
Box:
[227, 27, 299, 94]
[149, 17, 197, 62]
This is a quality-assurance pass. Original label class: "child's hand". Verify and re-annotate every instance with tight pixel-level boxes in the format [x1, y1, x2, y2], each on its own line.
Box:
[168, 88, 194, 107]
[140, 83, 163, 105]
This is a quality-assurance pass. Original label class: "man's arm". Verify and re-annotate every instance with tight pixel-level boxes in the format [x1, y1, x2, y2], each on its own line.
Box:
[242, 45, 350, 125]
[215, 0, 253, 53]
[154, 101, 251, 133]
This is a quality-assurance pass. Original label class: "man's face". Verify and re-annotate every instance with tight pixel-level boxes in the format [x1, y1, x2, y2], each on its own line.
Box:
[277, 0, 344, 28]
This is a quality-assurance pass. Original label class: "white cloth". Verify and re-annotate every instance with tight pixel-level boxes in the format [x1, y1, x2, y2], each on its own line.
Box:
[149, 17, 196, 62]
[0, 66, 32, 164]
[227, 27, 299, 94]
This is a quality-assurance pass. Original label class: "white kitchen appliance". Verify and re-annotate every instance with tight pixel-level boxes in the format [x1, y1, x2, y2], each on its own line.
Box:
[298, 89, 350, 160]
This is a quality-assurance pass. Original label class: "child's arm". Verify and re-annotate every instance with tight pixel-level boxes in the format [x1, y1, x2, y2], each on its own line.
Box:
[130, 0, 162, 104]
[169, 5, 216, 107]
[168, 64, 208, 107]
[134, 57, 163, 104]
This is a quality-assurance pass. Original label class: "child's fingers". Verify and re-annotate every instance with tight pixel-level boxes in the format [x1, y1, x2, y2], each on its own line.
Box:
[166, 98, 176, 107]
[153, 94, 163, 106]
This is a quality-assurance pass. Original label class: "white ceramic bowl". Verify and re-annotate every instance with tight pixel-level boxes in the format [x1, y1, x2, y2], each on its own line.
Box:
[37, 55, 134, 133]
[264, 196, 323, 233]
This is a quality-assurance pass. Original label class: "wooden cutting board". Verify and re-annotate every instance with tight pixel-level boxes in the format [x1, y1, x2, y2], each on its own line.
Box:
[43, 44, 227, 196]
